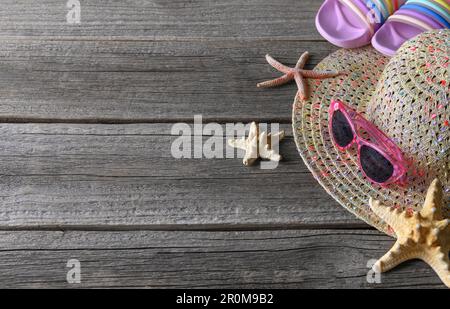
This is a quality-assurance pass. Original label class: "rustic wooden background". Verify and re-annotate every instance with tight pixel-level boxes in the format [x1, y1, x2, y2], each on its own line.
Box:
[0, 0, 444, 288]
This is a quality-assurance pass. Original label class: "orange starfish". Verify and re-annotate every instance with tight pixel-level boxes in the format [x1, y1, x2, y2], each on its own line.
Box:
[257, 52, 344, 100]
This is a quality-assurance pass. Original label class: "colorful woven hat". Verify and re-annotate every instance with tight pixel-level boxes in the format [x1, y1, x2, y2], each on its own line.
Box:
[293, 29, 449, 236]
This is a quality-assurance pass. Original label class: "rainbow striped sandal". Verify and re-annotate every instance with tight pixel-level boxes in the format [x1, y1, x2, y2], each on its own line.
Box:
[316, 0, 406, 48]
[372, 0, 450, 56]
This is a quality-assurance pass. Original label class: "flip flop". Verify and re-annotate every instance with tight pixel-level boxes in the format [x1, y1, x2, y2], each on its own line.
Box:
[372, 0, 450, 56]
[316, 0, 406, 48]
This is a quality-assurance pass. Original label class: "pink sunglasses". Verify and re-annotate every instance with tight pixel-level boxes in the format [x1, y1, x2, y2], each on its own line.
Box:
[328, 100, 407, 185]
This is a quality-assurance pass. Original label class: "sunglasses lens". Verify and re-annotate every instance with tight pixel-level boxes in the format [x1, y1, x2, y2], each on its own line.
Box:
[360, 145, 394, 183]
[331, 110, 354, 147]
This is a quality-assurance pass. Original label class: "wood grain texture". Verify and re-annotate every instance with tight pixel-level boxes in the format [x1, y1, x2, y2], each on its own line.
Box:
[0, 0, 439, 289]
[0, 229, 444, 288]
[0, 39, 335, 122]
[0, 0, 323, 40]
[0, 123, 362, 228]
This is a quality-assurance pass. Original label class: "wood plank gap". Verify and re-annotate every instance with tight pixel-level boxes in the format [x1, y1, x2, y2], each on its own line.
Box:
[0, 223, 373, 232]
[0, 117, 293, 125]
[0, 36, 329, 43]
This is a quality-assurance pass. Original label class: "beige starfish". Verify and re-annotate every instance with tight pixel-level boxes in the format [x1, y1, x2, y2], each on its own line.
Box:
[257, 51, 344, 100]
[228, 122, 285, 166]
[369, 178, 450, 288]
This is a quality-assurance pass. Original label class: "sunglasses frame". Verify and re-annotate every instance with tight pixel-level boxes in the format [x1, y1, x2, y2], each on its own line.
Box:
[328, 100, 407, 186]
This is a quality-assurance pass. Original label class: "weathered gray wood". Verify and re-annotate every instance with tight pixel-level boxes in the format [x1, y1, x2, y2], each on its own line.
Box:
[0, 123, 362, 228]
[0, 38, 335, 122]
[1, 0, 432, 290]
[0, 0, 324, 40]
[0, 229, 444, 288]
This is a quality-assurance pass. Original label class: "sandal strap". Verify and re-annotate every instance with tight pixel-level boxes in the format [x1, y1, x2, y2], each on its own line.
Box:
[339, 0, 376, 33]
[436, 0, 450, 11]
[365, 0, 390, 23]
[402, 3, 450, 27]
[406, 0, 450, 24]
[434, 0, 450, 11]
[388, 13, 435, 30]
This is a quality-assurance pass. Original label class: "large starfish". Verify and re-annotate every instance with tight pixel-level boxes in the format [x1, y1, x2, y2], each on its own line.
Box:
[369, 178, 450, 288]
[228, 122, 285, 166]
[257, 51, 344, 100]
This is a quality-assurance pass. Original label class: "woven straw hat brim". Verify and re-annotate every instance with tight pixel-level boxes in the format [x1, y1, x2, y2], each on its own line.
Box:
[293, 47, 394, 235]
[293, 35, 450, 236]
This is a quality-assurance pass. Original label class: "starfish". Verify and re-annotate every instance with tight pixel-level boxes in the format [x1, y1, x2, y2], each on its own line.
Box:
[369, 178, 450, 288]
[228, 122, 285, 166]
[257, 51, 344, 100]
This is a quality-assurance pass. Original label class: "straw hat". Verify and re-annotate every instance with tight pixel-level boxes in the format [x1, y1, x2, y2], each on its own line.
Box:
[293, 29, 450, 236]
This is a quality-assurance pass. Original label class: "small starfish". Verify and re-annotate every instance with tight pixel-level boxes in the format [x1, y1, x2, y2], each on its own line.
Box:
[257, 51, 344, 100]
[370, 178, 450, 288]
[228, 122, 285, 166]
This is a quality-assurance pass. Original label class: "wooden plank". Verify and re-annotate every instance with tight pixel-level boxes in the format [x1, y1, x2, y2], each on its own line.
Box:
[0, 123, 362, 228]
[0, 38, 336, 122]
[0, 229, 444, 288]
[0, 0, 323, 40]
